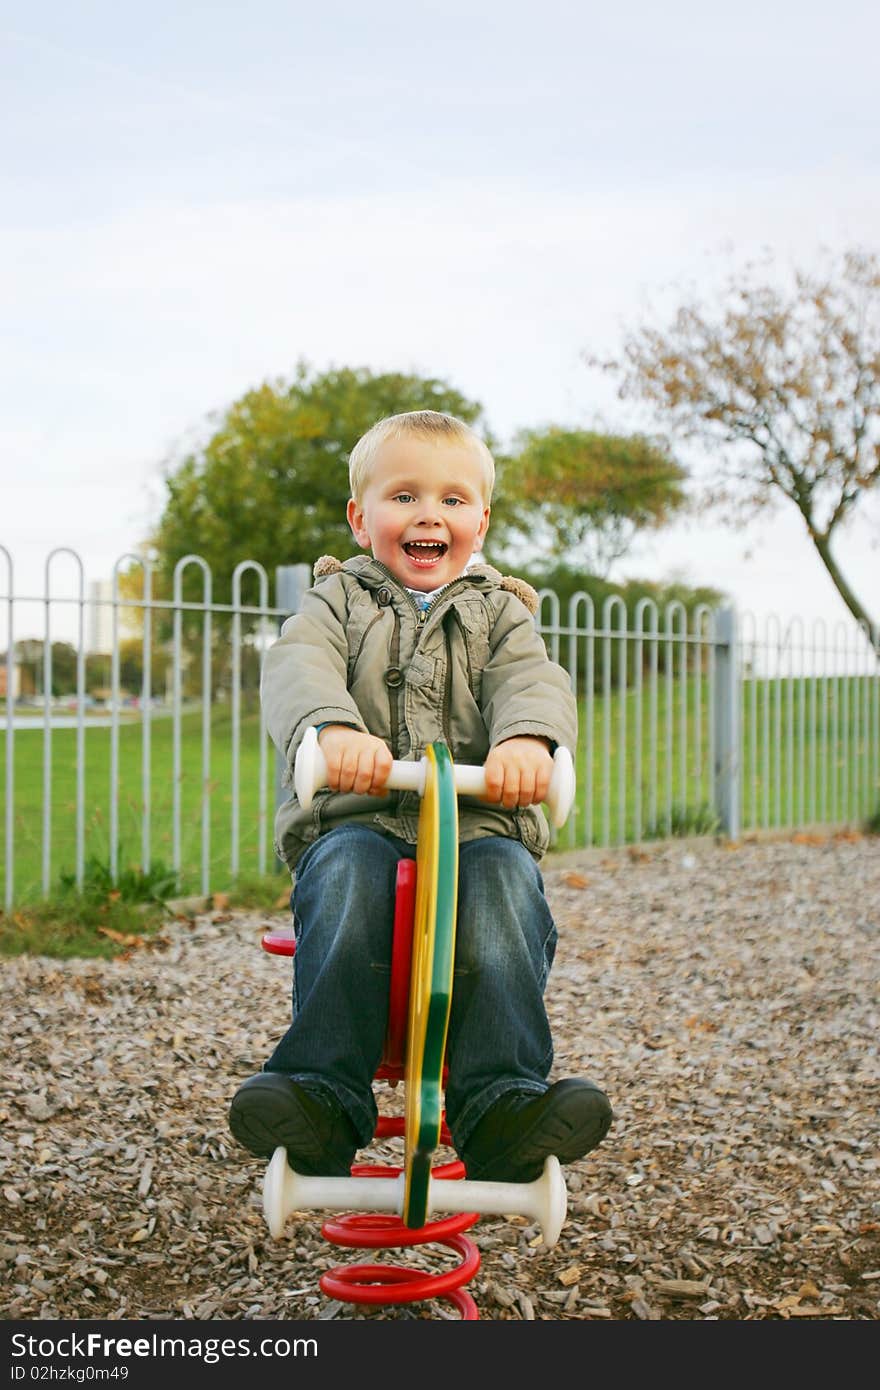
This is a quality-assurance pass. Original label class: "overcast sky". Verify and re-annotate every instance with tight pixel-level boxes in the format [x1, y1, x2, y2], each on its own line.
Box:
[2, 0, 878, 644]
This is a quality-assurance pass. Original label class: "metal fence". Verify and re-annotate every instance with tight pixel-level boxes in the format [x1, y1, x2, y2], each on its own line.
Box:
[2, 546, 878, 909]
[541, 591, 879, 856]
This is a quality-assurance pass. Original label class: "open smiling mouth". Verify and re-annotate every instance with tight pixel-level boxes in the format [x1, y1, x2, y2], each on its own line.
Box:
[403, 541, 448, 562]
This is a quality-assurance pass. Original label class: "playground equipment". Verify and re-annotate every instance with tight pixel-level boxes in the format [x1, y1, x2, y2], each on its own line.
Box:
[259, 729, 576, 1318]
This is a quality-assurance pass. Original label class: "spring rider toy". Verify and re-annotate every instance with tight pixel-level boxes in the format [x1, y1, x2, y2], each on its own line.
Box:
[258, 727, 576, 1318]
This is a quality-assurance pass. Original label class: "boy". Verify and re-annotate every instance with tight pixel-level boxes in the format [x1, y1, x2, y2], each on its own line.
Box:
[229, 410, 612, 1182]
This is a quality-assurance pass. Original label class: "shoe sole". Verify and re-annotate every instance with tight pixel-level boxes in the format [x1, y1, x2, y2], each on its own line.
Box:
[229, 1075, 353, 1176]
[467, 1080, 613, 1182]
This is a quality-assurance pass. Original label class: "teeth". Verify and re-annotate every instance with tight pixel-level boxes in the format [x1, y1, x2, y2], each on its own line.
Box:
[407, 541, 445, 549]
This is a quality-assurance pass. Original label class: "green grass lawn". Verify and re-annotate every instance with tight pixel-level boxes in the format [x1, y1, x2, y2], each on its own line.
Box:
[2, 676, 877, 906]
[1, 707, 280, 905]
[555, 672, 878, 852]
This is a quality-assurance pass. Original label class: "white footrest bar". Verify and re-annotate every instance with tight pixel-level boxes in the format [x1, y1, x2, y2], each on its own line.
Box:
[263, 1149, 568, 1248]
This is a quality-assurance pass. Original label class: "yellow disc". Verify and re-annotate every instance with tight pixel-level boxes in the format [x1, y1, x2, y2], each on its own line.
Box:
[402, 742, 458, 1227]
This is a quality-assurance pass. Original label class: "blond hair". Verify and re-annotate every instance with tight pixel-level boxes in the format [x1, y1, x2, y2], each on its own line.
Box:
[348, 410, 495, 504]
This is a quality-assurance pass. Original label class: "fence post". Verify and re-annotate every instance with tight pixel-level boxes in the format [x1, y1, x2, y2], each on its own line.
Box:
[273, 566, 312, 865]
[712, 605, 741, 840]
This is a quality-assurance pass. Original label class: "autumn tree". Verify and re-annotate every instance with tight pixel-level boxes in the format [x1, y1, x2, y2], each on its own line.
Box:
[589, 248, 880, 632]
[494, 427, 688, 577]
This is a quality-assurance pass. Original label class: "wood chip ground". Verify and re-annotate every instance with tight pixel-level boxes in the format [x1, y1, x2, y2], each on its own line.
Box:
[2, 833, 878, 1321]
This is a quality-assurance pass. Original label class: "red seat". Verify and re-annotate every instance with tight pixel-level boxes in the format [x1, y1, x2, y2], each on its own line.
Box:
[261, 858, 420, 1081]
[260, 929, 296, 955]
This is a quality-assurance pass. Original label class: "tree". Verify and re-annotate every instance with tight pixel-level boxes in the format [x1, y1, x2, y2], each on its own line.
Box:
[494, 427, 688, 577]
[589, 248, 880, 632]
[114, 638, 173, 700]
[151, 361, 495, 605]
[13, 640, 78, 697]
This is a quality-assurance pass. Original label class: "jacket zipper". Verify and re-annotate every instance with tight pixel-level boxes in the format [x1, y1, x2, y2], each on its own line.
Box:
[368, 561, 478, 753]
[388, 607, 401, 754]
[368, 560, 475, 632]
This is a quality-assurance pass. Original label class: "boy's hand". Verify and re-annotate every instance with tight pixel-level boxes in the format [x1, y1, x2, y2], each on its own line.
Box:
[316, 725, 394, 797]
[483, 735, 554, 810]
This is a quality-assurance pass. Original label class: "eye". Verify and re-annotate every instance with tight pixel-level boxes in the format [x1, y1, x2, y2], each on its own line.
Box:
[393, 492, 415, 504]
[443, 496, 463, 506]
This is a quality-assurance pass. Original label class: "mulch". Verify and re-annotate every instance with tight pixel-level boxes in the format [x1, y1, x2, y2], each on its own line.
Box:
[2, 832, 878, 1321]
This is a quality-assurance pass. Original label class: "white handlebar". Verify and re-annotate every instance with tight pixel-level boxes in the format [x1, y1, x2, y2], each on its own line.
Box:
[294, 725, 576, 828]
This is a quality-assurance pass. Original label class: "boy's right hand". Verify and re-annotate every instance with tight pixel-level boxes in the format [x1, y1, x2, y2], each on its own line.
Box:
[316, 725, 394, 797]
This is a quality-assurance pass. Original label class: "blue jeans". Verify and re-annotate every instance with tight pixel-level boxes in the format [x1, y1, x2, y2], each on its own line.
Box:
[263, 824, 558, 1153]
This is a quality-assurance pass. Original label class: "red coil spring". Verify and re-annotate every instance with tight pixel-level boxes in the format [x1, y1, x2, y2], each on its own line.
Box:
[319, 1115, 481, 1319]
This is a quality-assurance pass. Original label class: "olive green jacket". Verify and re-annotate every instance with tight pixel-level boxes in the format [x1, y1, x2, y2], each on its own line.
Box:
[262, 555, 578, 871]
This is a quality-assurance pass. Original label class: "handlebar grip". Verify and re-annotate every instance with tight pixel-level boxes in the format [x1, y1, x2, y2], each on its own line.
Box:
[294, 726, 575, 827]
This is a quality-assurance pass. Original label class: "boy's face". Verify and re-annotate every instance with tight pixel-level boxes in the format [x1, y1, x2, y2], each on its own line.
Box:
[347, 436, 491, 592]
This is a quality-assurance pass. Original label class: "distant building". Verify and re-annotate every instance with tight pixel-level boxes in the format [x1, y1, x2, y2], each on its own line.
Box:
[87, 580, 141, 654]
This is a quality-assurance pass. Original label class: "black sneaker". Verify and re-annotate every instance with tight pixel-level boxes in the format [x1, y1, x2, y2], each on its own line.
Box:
[461, 1078, 612, 1182]
[228, 1073, 358, 1176]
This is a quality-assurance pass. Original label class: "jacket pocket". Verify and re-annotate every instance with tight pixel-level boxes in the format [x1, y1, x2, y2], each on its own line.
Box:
[514, 807, 550, 860]
[448, 605, 489, 704]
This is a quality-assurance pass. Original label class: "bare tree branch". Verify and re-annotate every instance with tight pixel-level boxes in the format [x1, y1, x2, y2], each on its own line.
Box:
[587, 248, 880, 630]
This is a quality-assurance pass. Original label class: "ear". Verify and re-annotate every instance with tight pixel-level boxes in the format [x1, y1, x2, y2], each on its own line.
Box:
[347, 498, 371, 551]
[474, 505, 490, 550]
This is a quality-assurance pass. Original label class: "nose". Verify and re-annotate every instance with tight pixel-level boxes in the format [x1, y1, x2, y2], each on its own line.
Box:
[414, 499, 443, 526]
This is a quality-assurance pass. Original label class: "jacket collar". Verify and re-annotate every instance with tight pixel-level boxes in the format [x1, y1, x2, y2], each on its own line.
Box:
[311, 554, 539, 615]
[315, 552, 501, 592]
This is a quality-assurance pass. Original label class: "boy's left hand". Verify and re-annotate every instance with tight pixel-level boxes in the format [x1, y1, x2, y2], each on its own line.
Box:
[483, 735, 554, 810]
